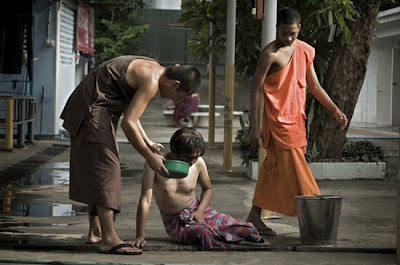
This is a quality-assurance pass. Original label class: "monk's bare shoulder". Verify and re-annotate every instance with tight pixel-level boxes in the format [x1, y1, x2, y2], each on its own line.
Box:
[259, 41, 279, 67]
[264, 41, 294, 75]
[125, 59, 163, 91]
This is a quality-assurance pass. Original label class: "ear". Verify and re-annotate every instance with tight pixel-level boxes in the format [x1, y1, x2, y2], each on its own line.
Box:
[298, 23, 302, 30]
[173, 80, 181, 90]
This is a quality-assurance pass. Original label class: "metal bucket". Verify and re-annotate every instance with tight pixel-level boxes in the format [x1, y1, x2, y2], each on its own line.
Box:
[295, 195, 343, 246]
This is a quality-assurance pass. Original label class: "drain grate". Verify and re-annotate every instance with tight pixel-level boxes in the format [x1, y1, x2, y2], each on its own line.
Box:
[0, 144, 70, 187]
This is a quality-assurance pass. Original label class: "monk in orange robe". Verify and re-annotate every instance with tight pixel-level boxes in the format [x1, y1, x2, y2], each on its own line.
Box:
[246, 7, 348, 236]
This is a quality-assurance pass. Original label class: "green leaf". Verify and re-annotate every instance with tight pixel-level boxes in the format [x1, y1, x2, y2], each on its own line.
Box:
[328, 11, 333, 26]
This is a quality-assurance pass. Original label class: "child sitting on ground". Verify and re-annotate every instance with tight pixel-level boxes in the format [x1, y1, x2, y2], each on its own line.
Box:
[130, 127, 264, 250]
[166, 93, 200, 126]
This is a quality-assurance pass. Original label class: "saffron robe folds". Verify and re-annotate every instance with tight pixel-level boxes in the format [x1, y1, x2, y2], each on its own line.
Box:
[253, 40, 320, 216]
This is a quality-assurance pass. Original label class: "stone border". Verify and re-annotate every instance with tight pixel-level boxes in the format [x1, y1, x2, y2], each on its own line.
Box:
[309, 162, 385, 180]
[247, 161, 386, 180]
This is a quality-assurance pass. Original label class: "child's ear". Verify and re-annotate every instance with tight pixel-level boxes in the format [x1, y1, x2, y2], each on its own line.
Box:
[173, 80, 180, 90]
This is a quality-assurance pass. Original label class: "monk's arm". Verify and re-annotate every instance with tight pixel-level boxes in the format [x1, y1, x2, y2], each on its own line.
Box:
[249, 49, 274, 147]
[121, 79, 168, 175]
[137, 119, 164, 154]
[306, 63, 348, 130]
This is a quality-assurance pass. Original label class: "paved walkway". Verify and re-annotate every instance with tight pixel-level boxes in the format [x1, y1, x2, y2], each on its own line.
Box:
[0, 130, 397, 265]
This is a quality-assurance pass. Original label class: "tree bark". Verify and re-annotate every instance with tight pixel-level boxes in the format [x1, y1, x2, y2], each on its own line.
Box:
[307, 0, 381, 160]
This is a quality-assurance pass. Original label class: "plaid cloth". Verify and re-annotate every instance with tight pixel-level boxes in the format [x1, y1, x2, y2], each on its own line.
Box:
[160, 198, 260, 250]
[172, 94, 199, 123]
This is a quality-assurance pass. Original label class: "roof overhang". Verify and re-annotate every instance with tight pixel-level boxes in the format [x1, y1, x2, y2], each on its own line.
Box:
[375, 6, 400, 39]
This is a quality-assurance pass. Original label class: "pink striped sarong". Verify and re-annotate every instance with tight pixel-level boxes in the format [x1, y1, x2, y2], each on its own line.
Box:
[160, 198, 260, 250]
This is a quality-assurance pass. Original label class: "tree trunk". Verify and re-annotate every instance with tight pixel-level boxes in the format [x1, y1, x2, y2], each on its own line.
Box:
[307, 0, 381, 160]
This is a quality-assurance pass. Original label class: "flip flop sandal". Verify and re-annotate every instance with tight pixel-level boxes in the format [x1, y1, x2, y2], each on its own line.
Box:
[97, 243, 142, 255]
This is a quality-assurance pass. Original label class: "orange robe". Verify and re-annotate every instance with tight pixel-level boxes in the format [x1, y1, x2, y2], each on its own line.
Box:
[252, 40, 320, 217]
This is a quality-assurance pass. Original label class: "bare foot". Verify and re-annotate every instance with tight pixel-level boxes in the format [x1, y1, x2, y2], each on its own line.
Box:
[87, 213, 102, 244]
[86, 234, 102, 244]
[248, 218, 277, 236]
[247, 210, 277, 236]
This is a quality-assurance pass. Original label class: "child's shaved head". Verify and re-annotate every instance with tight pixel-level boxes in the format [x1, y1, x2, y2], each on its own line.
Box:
[170, 127, 205, 157]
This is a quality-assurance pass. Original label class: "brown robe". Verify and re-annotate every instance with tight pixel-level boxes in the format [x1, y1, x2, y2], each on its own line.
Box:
[60, 55, 157, 212]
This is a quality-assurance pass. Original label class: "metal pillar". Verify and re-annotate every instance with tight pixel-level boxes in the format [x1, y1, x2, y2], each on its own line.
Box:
[223, 0, 236, 172]
[5, 98, 14, 151]
[208, 20, 216, 148]
[259, 0, 278, 219]
[397, 128, 400, 264]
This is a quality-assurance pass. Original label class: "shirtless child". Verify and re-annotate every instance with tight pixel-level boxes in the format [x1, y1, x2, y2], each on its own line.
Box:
[130, 127, 264, 250]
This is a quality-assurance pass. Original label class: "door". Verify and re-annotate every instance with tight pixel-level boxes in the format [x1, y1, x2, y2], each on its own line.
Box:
[392, 48, 400, 126]
[376, 49, 393, 126]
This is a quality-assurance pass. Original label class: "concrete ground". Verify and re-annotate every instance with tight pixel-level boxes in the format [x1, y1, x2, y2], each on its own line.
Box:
[0, 78, 398, 264]
[0, 139, 397, 265]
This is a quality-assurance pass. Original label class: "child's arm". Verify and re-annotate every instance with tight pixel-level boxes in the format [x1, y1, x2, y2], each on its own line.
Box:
[306, 63, 348, 130]
[131, 162, 155, 248]
[189, 157, 213, 223]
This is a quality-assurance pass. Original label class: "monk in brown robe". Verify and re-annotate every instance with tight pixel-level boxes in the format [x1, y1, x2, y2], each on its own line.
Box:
[246, 8, 348, 236]
[60, 56, 201, 254]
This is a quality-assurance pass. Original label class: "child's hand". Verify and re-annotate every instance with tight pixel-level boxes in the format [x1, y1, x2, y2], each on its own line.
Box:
[129, 237, 147, 248]
[333, 109, 348, 130]
[190, 210, 205, 223]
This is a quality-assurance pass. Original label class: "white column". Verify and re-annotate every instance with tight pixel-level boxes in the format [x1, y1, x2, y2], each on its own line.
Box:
[223, 0, 237, 172]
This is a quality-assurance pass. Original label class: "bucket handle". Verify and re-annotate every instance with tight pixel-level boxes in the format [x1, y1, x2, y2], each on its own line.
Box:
[312, 194, 342, 200]
[313, 194, 327, 200]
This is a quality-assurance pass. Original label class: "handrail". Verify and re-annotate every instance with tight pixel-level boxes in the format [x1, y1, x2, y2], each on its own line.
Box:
[0, 96, 36, 150]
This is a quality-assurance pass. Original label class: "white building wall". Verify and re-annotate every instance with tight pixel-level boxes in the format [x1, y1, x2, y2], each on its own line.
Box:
[32, 0, 58, 137]
[75, 59, 88, 87]
[352, 44, 378, 124]
[55, 3, 76, 135]
[144, 0, 182, 10]
[351, 7, 400, 127]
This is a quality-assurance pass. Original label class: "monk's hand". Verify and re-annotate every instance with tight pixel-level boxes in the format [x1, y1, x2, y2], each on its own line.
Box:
[129, 237, 147, 248]
[147, 153, 168, 177]
[249, 127, 261, 148]
[147, 140, 164, 154]
[333, 109, 348, 131]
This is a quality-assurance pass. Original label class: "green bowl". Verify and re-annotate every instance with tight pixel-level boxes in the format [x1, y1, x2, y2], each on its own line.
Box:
[163, 160, 190, 178]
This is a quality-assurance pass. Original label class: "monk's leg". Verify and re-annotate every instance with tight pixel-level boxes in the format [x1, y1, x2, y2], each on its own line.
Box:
[97, 206, 141, 254]
[246, 205, 277, 236]
[87, 205, 102, 244]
